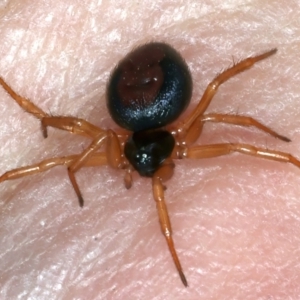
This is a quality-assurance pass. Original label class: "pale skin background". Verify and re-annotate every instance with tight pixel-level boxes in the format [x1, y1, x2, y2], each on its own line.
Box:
[0, 0, 300, 299]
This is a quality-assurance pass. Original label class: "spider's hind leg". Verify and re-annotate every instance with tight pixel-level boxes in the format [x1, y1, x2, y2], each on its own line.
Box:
[0, 77, 104, 139]
[0, 77, 49, 120]
[174, 49, 277, 144]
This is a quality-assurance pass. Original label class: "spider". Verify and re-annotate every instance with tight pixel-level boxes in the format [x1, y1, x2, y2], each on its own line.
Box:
[0, 42, 298, 287]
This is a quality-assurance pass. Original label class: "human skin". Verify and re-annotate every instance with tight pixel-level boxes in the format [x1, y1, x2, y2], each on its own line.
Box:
[1, 0, 300, 299]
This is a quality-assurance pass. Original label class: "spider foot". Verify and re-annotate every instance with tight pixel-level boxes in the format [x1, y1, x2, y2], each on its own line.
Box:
[78, 194, 84, 207]
[41, 123, 48, 138]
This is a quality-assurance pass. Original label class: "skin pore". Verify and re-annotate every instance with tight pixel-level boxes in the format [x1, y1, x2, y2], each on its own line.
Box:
[1, 1, 300, 299]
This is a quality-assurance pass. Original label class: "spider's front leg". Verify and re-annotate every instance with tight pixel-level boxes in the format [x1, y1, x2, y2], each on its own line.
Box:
[152, 159, 188, 287]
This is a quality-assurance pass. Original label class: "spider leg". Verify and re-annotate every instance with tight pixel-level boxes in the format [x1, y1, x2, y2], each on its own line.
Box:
[0, 131, 126, 206]
[67, 130, 126, 207]
[41, 116, 104, 138]
[180, 143, 300, 169]
[0, 77, 49, 119]
[182, 113, 290, 146]
[0, 74, 129, 205]
[177, 49, 277, 136]
[0, 77, 103, 139]
[0, 153, 107, 183]
[152, 159, 188, 287]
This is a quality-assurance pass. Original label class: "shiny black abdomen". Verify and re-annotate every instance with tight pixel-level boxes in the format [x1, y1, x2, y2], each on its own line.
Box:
[107, 42, 192, 132]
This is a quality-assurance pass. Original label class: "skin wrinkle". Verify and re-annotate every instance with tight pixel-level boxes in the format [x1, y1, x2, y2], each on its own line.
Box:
[0, 0, 300, 299]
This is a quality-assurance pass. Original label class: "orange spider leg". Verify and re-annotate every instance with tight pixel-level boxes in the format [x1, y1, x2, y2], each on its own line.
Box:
[0, 77, 104, 139]
[0, 76, 129, 206]
[182, 112, 290, 146]
[152, 159, 188, 287]
[67, 131, 107, 207]
[105, 129, 134, 189]
[67, 129, 126, 206]
[177, 49, 277, 136]
[180, 143, 300, 170]
[0, 153, 107, 183]
[41, 116, 104, 138]
[0, 77, 49, 119]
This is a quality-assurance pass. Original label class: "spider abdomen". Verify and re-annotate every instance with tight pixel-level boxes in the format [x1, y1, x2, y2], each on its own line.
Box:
[124, 130, 175, 177]
[107, 42, 192, 132]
